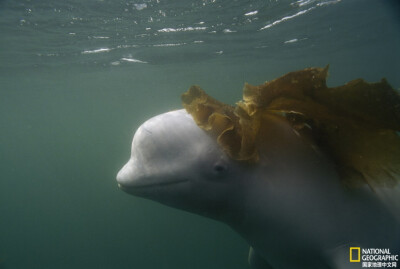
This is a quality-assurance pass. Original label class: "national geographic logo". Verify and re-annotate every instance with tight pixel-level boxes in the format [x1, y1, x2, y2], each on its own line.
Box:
[350, 247, 399, 268]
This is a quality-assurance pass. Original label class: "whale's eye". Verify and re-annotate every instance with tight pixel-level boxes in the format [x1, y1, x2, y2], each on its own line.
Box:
[214, 164, 226, 173]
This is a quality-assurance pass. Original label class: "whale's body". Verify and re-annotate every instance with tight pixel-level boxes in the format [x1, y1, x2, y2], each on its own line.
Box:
[117, 109, 399, 269]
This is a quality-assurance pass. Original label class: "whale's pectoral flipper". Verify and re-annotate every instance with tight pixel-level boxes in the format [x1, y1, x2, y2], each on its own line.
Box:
[248, 247, 274, 269]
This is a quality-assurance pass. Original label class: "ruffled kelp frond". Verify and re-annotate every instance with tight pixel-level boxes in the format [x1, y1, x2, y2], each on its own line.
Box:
[182, 67, 400, 189]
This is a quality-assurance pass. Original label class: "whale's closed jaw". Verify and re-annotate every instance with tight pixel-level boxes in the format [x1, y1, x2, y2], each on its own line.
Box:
[116, 152, 190, 194]
[116, 144, 190, 196]
[117, 176, 188, 190]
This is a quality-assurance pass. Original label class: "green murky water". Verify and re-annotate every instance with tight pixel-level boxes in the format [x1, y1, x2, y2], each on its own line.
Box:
[0, 0, 399, 268]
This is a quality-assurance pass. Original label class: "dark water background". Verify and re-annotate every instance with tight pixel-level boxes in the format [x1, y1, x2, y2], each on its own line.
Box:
[0, 0, 399, 268]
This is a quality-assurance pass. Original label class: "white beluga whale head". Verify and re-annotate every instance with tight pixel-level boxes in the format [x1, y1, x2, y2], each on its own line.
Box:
[117, 109, 247, 220]
[116, 67, 400, 269]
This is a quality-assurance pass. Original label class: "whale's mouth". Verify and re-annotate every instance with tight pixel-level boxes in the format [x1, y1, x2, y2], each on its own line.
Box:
[118, 178, 189, 194]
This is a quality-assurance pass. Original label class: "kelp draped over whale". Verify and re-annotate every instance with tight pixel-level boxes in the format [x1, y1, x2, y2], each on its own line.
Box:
[182, 66, 400, 189]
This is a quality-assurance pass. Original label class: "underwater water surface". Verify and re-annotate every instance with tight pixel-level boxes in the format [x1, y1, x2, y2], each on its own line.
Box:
[0, 0, 399, 268]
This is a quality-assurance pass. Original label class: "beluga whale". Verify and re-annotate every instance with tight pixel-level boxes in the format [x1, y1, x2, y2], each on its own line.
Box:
[116, 66, 400, 269]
